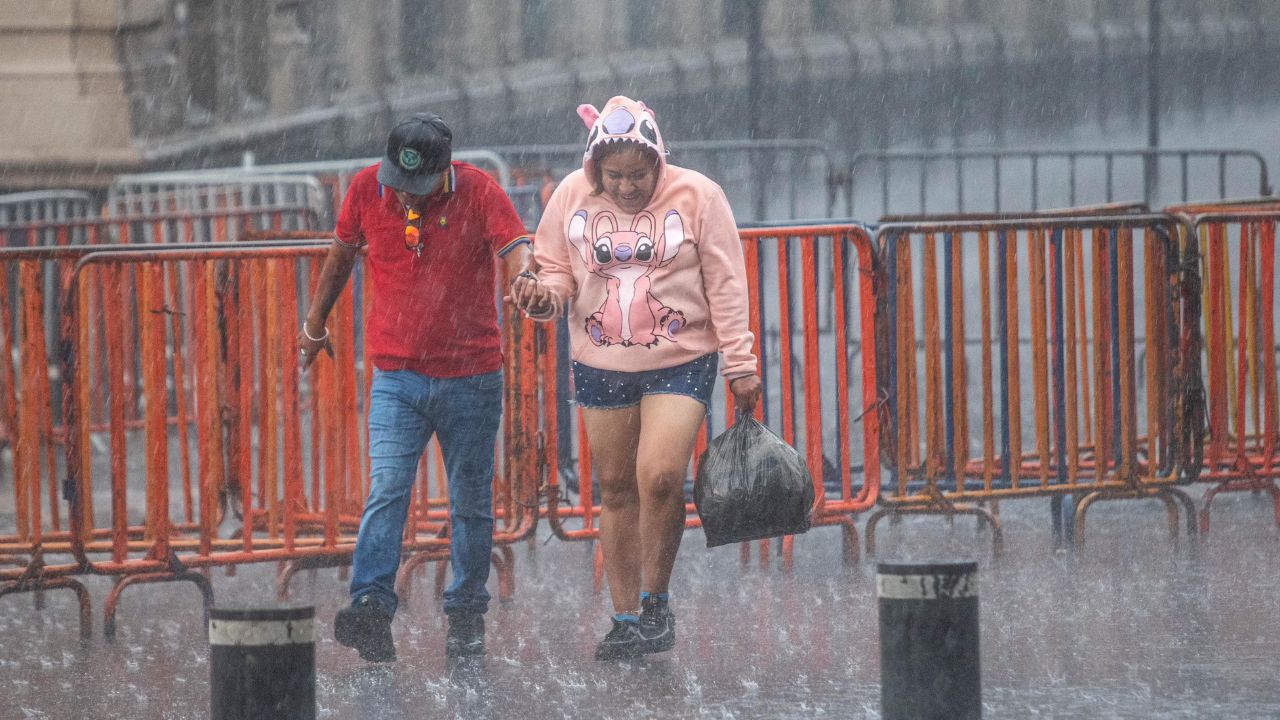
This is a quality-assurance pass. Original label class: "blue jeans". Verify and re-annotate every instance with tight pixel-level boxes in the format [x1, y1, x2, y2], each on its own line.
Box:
[350, 368, 503, 616]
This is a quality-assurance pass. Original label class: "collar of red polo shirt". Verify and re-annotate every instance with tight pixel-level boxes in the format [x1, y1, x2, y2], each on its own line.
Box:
[380, 166, 457, 256]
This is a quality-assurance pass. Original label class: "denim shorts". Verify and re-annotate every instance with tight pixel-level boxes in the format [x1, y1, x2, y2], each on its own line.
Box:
[572, 354, 719, 410]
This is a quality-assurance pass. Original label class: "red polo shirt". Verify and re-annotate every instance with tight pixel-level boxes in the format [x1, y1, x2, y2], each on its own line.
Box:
[335, 161, 530, 377]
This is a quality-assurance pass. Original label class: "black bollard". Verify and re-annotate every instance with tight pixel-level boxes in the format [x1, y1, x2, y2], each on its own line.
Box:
[878, 561, 980, 720]
[210, 606, 315, 720]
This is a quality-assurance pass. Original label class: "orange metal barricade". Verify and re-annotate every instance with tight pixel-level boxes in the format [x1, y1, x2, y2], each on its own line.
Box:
[1166, 197, 1280, 216]
[0, 207, 321, 453]
[870, 214, 1202, 554]
[543, 224, 881, 571]
[9, 200, 1265, 631]
[1166, 204, 1280, 533]
[2, 230, 539, 634]
[55, 242, 360, 632]
[0, 241, 315, 636]
[26, 242, 540, 635]
[0, 249, 82, 614]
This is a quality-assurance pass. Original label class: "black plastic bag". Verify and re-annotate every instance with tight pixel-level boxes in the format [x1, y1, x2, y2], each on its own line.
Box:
[693, 415, 815, 548]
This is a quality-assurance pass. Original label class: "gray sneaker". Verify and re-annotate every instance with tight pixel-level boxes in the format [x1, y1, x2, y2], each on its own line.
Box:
[638, 595, 675, 654]
[595, 617, 645, 660]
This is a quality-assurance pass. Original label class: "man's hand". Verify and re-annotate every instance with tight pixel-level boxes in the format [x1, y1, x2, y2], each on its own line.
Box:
[504, 271, 557, 319]
[297, 320, 334, 371]
[730, 374, 762, 415]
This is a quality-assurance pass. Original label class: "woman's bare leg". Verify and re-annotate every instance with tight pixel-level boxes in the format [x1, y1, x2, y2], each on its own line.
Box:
[636, 394, 707, 594]
[581, 405, 643, 614]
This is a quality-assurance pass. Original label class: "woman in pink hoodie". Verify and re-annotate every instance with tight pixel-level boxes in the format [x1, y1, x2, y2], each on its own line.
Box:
[510, 96, 761, 659]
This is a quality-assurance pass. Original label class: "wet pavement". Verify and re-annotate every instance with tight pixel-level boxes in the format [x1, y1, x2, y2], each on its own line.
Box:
[3, 492, 1279, 719]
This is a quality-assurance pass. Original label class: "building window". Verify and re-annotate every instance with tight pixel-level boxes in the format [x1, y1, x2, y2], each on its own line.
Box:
[179, 0, 218, 120]
[1094, 0, 1132, 21]
[239, 4, 269, 106]
[521, 0, 552, 59]
[722, 0, 751, 37]
[811, 0, 836, 31]
[400, 0, 444, 73]
[628, 0, 659, 48]
[892, 0, 922, 25]
[957, 0, 984, 23]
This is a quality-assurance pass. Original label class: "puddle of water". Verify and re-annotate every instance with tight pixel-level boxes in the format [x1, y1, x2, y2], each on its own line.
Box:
[3, 493, 1280, 719]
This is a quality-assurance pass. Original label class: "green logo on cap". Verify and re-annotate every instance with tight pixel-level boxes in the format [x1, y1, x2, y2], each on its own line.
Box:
[399, 147, 422, 171]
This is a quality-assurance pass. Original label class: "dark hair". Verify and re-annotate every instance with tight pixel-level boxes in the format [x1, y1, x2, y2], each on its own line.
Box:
[590, 141, 660, 196]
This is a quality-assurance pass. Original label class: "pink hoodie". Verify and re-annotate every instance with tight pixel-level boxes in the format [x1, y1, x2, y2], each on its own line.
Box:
[532, 96, 757, 379]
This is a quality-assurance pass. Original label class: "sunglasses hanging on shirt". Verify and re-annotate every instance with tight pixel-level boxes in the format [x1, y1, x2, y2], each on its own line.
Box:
[404, 206, 424, 257]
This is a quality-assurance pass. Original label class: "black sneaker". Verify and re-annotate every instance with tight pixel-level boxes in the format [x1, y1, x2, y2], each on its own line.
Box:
[638, 595, 675, 654]
[594, 617, 645, 660]
[446, 613, 486, 657]
[334, 595, 396, 662]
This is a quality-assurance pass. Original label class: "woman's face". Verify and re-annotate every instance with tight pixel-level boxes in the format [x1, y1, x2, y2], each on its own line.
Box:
[599, 146, 658, 214]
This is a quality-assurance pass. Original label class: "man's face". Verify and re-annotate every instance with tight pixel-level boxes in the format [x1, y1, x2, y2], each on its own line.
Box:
[392, 174, 446, 210]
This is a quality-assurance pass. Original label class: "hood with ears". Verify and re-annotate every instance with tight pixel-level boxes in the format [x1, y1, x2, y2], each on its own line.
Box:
[577, 95, 667, 185]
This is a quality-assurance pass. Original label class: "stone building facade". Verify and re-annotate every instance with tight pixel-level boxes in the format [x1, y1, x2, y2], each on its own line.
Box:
[0, 0, 1275, 188]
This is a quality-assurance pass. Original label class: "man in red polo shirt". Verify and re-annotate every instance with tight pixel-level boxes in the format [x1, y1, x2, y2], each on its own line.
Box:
[297, 113, 535, 661]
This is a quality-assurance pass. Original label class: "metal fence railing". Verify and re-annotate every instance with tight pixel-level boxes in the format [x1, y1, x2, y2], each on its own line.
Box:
[88, 140, 839, 228]
[483, 138, 838, 223]
[105, 151, 512, 229]
[0, 191, 97, 227]
[834, 148, 1272, 219]
[106, 173, 331, 231]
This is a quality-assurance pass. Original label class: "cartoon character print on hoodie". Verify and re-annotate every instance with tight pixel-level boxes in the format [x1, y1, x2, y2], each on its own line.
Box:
[568, 207, 686, 347]
[571, 98, 685, 348]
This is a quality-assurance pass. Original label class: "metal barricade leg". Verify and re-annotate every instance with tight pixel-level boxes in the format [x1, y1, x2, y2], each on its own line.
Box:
[104, 571, 214, 641]
[395, 549, 452, 604]
[276, 554, 354, 602]
[0, 578, 92, 640]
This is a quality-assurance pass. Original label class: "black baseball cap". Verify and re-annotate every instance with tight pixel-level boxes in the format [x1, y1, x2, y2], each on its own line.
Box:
[377, 113, 453, 195]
